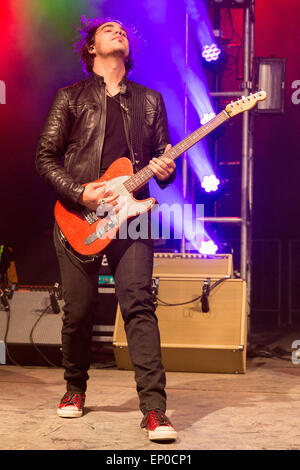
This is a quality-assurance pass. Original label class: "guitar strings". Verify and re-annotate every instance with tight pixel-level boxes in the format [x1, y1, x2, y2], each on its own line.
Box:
[123, 110, 229, 194]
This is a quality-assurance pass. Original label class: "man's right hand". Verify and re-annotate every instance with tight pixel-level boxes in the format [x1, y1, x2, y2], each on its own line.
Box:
[78, 182, 119, 211]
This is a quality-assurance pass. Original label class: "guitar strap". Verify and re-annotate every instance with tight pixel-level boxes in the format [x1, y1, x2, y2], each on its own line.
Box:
[128, 83, 145, 171]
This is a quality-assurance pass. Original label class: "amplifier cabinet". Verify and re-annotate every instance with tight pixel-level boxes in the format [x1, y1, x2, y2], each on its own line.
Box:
[153, 252, 233, 277]
[113, 277, 247, 374]
[0, 290, 63, 365]
[0, 291, 63, 345]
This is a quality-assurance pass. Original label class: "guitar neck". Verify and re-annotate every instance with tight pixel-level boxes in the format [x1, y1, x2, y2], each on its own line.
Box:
[124, 109, 230, 194]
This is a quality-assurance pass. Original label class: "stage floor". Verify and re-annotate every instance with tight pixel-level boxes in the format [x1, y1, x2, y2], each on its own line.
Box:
[1, 331, 300, 451]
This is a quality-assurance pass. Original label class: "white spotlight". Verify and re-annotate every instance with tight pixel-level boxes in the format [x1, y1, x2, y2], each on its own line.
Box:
[201, 175, 220, 193]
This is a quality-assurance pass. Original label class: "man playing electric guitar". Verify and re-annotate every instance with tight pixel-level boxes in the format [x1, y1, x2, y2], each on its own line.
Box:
[36, 16, 177, 441]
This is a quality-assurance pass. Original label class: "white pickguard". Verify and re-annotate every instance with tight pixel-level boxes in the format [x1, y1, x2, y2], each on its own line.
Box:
[103, 175, 155, 216]
[92, 175, 155, 241]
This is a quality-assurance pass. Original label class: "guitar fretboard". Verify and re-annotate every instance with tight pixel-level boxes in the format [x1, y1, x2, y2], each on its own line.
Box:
[123, 110, 229, 194]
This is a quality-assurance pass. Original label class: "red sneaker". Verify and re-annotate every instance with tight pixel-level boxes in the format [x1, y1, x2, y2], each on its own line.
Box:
[57, 392, 86, 418]
[141, 409, 177, 441]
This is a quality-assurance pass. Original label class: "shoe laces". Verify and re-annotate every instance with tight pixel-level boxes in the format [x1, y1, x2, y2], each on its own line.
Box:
[142, 409, 170, 427]
[60, 392, 84, 406]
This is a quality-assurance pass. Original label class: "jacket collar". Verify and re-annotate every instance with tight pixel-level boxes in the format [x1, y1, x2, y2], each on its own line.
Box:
[91, 72, 129, 86]
[91, 72, 129, 89]
[92, 72, 105, 86]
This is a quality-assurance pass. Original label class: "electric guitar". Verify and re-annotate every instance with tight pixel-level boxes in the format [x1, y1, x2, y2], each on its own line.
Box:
[54, 91, 267, 256]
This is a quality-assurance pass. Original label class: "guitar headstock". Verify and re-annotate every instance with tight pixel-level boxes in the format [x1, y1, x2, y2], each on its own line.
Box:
[225, 90, 267, 117]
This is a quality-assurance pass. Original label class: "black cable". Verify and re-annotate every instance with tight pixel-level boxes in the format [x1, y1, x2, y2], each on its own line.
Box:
[247, 344, 291, 362]
[1, 287, 61, 368]
[55, 223, 100, 265]
[225, 8, 243, 81]
[2, 303, 22, 367]
[157, 295, 202, 307]
[156, 277, 228, 307]
[29, 303, 61, 368]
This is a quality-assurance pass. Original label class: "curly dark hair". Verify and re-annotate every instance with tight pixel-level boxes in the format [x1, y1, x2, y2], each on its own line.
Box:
[73, 16, 135, 76]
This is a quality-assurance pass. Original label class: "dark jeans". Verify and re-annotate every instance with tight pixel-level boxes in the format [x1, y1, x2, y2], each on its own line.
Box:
[53, 224, 166, 414]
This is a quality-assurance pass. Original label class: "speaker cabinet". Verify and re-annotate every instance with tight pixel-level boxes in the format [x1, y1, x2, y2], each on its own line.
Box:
[0, 290, 63, 365]
[113, 277, 247, 374]
[0, 291, 63, 344]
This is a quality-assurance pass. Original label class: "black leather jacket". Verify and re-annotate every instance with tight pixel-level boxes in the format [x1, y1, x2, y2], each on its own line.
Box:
[36, 73, 175, 208]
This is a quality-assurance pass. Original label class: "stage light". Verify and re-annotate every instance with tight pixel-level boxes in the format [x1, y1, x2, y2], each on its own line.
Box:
[199, 240, 218, 255]
[201, 175, 220, 193]
[200, 111, 216, 125]
[255, 57, 286, 114]
[202, 43, 221, 62]
[201, 41, 228, 72]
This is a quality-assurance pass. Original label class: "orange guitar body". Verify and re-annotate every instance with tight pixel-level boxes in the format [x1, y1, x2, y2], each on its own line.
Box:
[54, 158, 156, 256]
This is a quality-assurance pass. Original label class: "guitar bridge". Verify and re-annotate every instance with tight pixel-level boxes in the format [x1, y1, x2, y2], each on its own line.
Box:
[85, 232, 99, 245]
[84, 215, 117, 245]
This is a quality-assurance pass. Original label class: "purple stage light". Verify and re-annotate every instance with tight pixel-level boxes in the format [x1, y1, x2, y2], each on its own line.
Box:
[201, 175, 220, 192]
[200, 111, 216, 125]
[199, 240, 218, 255]
[202, 43, 221, 62]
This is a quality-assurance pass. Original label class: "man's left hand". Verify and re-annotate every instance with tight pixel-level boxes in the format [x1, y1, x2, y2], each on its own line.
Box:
[149, 144, 176, 181]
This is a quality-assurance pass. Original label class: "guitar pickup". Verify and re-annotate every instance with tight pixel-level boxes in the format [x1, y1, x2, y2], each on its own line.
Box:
[82, 209, 98, 225]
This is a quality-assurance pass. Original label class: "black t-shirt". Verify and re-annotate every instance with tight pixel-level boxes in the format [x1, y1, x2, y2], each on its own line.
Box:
[100, 93, 130, 175]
